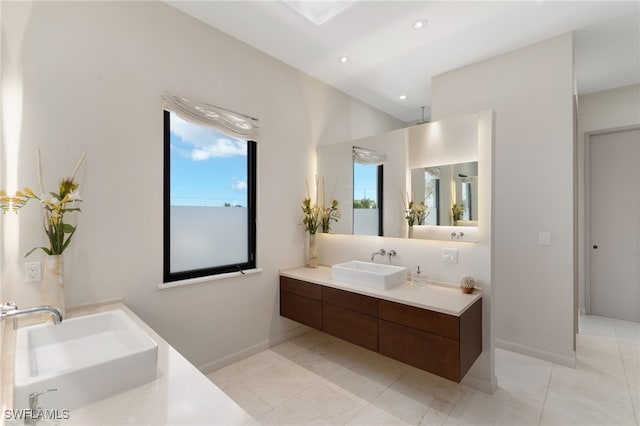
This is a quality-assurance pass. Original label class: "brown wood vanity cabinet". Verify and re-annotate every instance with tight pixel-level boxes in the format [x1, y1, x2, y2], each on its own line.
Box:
[378, 299, 482, 382]
[322, 287, 378, 352]
[279, 275, 482, 383]
[279, 276, 322, 329]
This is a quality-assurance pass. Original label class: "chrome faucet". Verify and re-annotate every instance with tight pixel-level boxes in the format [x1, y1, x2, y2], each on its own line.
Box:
[26, 388, 58, 425]
[1, 302, 63, 329]
[370, 249, 386, 261]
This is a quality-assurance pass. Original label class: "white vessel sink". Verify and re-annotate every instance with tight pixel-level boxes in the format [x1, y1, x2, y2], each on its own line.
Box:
[14, 310, 158, 410]
[332, 261, 407, 290]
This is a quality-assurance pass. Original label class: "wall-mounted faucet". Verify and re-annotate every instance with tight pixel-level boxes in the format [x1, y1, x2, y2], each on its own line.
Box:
[1, 302, 63, 329]
[387, 250, 397, 263]
[370, 249, 386, 261]
[450, 232, 465, 240]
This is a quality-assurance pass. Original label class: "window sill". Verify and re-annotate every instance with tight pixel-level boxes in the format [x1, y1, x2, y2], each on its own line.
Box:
[157, 268, 263, 290]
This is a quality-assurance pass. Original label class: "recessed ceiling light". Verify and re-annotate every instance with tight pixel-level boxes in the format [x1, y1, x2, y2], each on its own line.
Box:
[399, 95, 407, 100]
[412, 19, 428, 30]
[338, 55, 349, 64]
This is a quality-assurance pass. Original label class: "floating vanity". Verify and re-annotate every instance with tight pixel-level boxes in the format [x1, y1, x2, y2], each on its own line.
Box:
[280, 266, 482, 383]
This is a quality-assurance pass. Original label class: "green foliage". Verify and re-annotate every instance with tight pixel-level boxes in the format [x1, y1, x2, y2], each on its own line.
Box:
[302, 176, 341, 234]
[1, 152, 85, 257]
[401, 192, 428, 226]
[405, 200, 427, 226]
[353, 197, 377, 209]
[301, 197, 320, 234]
[321, 199, 340, 233]
[452, 204, 465, 221]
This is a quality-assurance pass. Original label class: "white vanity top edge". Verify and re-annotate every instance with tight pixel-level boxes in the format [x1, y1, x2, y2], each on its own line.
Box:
[280, 266, 481, 317]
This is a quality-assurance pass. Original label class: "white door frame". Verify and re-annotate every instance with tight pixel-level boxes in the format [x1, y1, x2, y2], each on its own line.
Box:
[582, 124, 640, 315]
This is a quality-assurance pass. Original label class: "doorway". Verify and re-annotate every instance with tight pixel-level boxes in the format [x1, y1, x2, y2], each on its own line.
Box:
[586, 127, 639, 322]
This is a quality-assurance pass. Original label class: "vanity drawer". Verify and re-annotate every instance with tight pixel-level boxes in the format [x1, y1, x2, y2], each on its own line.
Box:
[322, 287, 378, 316]
[378, 300, 459, 340]
[379, 319, 460, 382]
[323, 303, 378, 352]
[280, 291, 322, 329]
[280, 276, 322, 301]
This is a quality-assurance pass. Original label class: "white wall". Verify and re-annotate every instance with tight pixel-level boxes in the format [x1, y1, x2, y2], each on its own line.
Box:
[431, 34, 575, 364]
[317, 143, 353, 235]
[0, 1, 403, 369]
[576, 84, 640, 313]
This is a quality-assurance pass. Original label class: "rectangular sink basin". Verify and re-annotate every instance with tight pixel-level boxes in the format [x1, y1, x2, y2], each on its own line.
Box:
[332, 261, 407, 290]
[14, 310, 158, 410]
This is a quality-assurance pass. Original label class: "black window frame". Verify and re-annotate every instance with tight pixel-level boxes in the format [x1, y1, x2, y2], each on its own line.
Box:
[376, 164, 384, 236]
[162, 110, 257, 283]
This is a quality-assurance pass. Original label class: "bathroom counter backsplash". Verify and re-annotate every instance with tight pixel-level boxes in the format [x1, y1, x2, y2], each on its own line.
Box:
[2, 301, 256, 426]
[280, 265, 481, 317]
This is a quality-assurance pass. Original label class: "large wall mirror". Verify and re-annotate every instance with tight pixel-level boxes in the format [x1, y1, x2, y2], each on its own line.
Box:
[317, 128, 407, 238]
[317, 112, 480, 241]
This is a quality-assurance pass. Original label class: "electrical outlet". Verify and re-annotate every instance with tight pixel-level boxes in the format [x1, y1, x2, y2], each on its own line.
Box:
[24, 261, 42, 282]
[442, 248, 458, 264]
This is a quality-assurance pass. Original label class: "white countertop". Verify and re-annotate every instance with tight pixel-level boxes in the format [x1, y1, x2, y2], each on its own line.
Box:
[2, 302, 256, 426]
[280, 266, 481, 317]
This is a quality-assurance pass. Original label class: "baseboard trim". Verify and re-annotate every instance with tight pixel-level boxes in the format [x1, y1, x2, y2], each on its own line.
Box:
[495, 338, 576, 367]
[198, 326, 310, 375]
[462, 374, 498, 394]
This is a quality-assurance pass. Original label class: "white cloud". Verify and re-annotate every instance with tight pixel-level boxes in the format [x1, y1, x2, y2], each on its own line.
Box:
[170, 113, 246, 160]
[232, 177, 247, 191]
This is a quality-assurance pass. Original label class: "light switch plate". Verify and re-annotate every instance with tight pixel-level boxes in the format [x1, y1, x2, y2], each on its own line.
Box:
[442, 248, 458, 264]
[539, 231, 551, 246]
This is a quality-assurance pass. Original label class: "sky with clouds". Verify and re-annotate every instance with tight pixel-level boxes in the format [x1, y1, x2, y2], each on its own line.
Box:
[169, 112, 379, 209]
[169, 112, 248, 207]
[354, 163, 378, 204]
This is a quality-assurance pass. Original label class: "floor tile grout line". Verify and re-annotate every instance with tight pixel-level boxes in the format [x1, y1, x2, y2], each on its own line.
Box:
[614, 334, 640, 426]
[536, 362, 555, 426]
[241, 383, 275, 422]
[263, 342, 374, 424]
[450, 390, 470, 424]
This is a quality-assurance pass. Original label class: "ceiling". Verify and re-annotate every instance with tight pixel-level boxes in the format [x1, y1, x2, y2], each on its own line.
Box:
[166, 1, 640, 123]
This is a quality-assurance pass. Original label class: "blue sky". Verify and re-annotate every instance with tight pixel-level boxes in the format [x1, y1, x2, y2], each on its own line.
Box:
[169, 112, 247, 207]
[353, 163, 378, 203]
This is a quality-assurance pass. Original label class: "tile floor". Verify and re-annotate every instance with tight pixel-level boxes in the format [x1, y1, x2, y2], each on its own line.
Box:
[208, 315, 639, 425]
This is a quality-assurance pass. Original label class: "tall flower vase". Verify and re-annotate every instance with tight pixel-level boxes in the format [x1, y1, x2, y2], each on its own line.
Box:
[307, 233, 318, 268]
[43, 255, 65, 316]
[408, 226, 414, 239]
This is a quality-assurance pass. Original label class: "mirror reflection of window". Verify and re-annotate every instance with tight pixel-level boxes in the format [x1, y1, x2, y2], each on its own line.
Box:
[353, 147, 385, 236]
[424, 168, 440, 226]
[457, 172, 478, 223]
[353, 163, 383, 235]
[461, 181, 471, 221]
